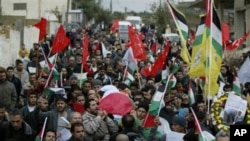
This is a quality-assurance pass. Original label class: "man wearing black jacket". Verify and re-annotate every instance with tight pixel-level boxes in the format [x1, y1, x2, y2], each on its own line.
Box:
[1, 109, 36, 141]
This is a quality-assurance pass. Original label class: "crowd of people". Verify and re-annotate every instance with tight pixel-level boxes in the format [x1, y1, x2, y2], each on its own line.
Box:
[0, 24, 242, 141]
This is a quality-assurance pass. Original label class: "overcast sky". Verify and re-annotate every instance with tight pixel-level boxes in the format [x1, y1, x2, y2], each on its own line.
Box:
[101, 0, 162, 12]
[101, 0, 195, 12]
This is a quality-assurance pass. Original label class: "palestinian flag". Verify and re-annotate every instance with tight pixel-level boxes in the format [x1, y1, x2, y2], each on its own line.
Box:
[52, 68, 60, 81]
[166, 0, 190, 64]
[124, 68, 135, 87]
[188, 81, 195, 105]
[122, 48, 137, 86]
[35, 117, 47, 141]
[43, 87, 67, 98]
[73, 73, 88, 87]
[233, 74, 241, 94]
[218, 73, 225, 82]
[39, 55, 55, 70]
[203, 0, 223, 96]
[43, 66, 60, 89]
[101, 42, 111, 58]
[40, 46, 55, 72]
[142, 84, 167, 128]
[170, 63, 180, 74]
[162, 73, 177, 90]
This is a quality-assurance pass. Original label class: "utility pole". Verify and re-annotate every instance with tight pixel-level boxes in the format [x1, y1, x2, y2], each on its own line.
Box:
[110, 0, 112, 13]
[66, 0, 70, 24]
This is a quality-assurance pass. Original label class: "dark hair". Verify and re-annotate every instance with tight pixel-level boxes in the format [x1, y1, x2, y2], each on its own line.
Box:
[130, 83, 138, 88]
[44, 129, 56, 138]
[70, 122, 84, 132]
[133, 91, 143, 97]
[55, 96, 67, 103]
[15, 59, 23, 66]
[137, 101, 149, 112]
[223, 84, 232, 90]
[118, 83, 128, 90]
[84, 99, 96, 109]
[121, 114, 135, 129]
[183, 130, 198, 141]
[27, 89, 38, 97]
[6, 66, 14, 71]
[10, 109, 22, 117]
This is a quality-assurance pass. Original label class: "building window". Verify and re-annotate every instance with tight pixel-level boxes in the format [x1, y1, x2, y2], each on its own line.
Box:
[13, 3, 27, 10]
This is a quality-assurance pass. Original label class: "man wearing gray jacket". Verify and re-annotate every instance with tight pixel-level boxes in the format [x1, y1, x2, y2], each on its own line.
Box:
[82, 99, 118, 141]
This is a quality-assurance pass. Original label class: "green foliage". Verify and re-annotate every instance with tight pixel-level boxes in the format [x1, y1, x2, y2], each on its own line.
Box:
[112, 12, 125, 20]
[150, 2, 172, 34]
[76, 0, 113, 24]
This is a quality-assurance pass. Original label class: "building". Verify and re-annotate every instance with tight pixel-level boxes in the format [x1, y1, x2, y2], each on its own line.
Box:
[1, 0, 72, 24]
[234, 0, 250, 47]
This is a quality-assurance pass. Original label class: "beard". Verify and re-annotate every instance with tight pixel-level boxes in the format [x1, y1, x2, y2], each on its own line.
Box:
[57, 106, 66, 113]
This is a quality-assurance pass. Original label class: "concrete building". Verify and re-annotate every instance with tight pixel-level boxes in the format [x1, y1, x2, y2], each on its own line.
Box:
[234, 0, 250, 47]
[1, 0, 72, 24]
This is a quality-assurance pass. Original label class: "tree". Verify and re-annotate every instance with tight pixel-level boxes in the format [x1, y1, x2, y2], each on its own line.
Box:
[76, 0, 113, 25]
[150, 2, 172, 34]
[51, 7, 62, 23]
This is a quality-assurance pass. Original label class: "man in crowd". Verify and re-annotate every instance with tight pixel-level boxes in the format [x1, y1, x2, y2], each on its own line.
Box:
[0, 67, 17, 110]
[82, 99, 118, 140]
[68, 122, 92, 141]
[43, 129, 57, 141]
[1, 109, 37, 141]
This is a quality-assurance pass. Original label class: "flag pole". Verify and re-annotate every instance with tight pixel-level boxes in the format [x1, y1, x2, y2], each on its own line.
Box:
[165, 0, 191, 62]
[143, 75, 171, 127]
[40, 117, 48, 141]
[157, 74, 171, 116]
[136, 68, 142, 89]
[60, 71, 63, 87]
[122, 63, 128, 82]
[207, 0, 213, 113]
[80, 63, 84, 88]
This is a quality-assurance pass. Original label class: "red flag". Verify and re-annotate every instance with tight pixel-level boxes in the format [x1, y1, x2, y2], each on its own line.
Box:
[128, 25, 147, 60]
[72, 103, 85, 114]
[150, 42, 170, 77]
[150, 42, 157, 54]
[225, 30, 250, 51]
[51, 25, 70, 54]
[142, 113, 155, 128]
[33, 17, 47, 41]
[98, 93, 133, 115]
[221, 22, 230, 46]
[110, 18, 119, 33]
[140, 65, 152, 77]
[82, 35, 93, 74]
